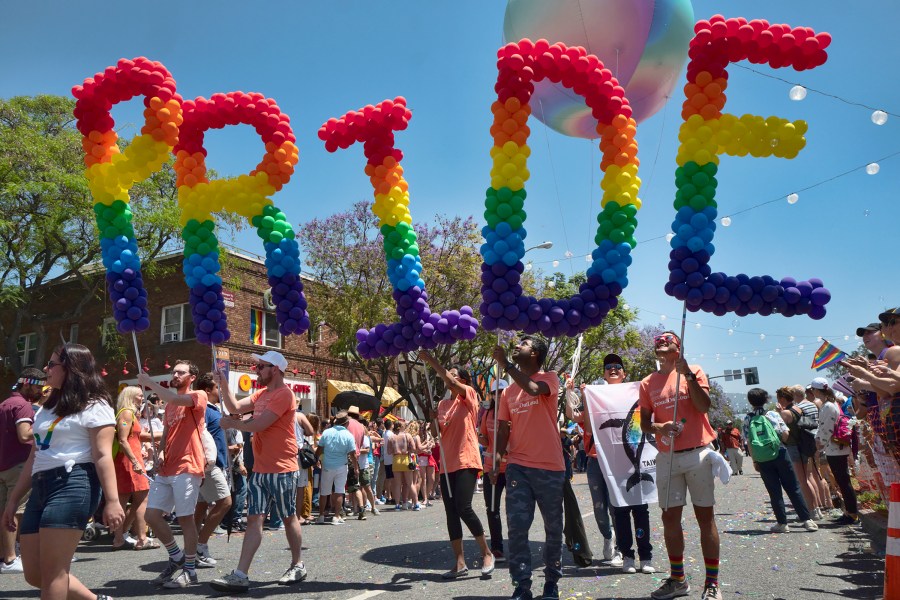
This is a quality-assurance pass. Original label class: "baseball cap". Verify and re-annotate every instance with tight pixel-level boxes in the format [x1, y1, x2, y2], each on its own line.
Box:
[857, 322, 882, 337]
[879, 307, 900, 324]
[809, 377, 829, 390]
[251, 350, 288, 373]
[603, 353, 624, 368]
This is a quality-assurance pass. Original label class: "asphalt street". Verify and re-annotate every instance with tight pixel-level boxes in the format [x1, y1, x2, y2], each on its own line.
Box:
[0, 469, 884, 600]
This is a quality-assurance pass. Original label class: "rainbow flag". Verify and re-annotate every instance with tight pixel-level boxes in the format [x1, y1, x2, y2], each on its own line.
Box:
[250, 309, 264, 345]
[810, 340, 847, 371]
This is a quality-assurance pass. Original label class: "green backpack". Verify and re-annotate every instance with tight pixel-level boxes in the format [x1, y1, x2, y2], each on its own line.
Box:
[748, 413, 780, 463]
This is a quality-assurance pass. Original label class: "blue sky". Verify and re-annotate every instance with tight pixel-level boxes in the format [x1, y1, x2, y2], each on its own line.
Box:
[3, 1, 897, 396]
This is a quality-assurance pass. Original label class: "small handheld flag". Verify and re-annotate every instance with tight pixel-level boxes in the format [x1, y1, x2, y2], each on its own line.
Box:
[811, 339, 848, 371]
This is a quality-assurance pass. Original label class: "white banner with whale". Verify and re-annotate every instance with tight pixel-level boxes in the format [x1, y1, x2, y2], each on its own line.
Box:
[584, 382, 658, 508]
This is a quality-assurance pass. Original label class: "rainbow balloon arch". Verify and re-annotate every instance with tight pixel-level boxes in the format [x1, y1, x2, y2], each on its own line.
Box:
[74, 14, 832, 360]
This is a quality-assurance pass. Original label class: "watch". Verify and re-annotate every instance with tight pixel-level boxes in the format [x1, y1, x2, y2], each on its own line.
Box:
[686, 371, 697, 382]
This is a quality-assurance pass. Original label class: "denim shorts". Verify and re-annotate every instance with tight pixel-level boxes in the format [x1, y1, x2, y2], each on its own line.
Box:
[20, 463, 100, 534]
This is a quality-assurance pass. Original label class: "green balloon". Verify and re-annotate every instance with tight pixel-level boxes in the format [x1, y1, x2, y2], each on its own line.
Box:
[510, 195, 524, 212]
[496, 203, 512, 219]
[611, 212, 627, 226]
[701, 186, 716, 201]
[261, 215, 275, 229]
[197, 242, 210, 255]
[103, 226, 118, 238]
[269, 231, 283, 244]
[407, 243, 419, 256]
[485, 196, 499, 212]
[626, 236, 637, 248]
[508, 214, 523, 230]
[611, 229, 625, 244]
[485, 213, 500, 229]
[598, 221, 613, 236]
[622, 223, 635, 238]
[689, 196, 707, 212]
[396, 222, 410, 234]
[683, 162, 700, 176]
[391, 247, 405, 260]
[497, 187, 512, 202]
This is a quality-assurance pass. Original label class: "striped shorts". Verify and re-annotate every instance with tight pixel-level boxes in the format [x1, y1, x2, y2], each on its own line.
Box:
[248, 471, 298, 519]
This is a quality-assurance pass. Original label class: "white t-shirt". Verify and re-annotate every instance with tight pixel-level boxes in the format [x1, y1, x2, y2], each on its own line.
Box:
[32, 401, 116, 474]
[382, 429, 394, 465]
[358, 435, 371, 470]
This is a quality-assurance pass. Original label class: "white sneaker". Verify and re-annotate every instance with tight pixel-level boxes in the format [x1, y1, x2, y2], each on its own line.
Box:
[603, 536, 615, 561]
[641, 560, 656, 574]
[770, 522, 789, 533]
[277, 562, 307, 585]
[371, 507, 380, 516]
[0, 556, 23, 573]
[161, 568, 198, 589]
[332, 516, 345, 525]
[610, 551, 624, 567]
[803, 519, 819, 531]
[813, 507, 824, 520]
[375, 498, 385, 505]
[622, 557, 636, 574]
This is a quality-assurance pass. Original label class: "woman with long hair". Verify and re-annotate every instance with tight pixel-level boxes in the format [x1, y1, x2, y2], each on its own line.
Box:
[811, 378, 859, 524]
[420, 351, 494, 579]
[2, 343, 124, 600]
[775, 386, 823, 520]
[415, 421, 436, 506]
[111, 386, 157, 550]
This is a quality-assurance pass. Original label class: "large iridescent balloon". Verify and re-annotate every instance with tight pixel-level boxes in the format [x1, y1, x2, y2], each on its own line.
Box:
[503, 0, 694, 137]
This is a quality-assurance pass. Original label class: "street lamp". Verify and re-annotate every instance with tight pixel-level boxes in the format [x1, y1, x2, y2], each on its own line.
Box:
[525, 241, 553, 253]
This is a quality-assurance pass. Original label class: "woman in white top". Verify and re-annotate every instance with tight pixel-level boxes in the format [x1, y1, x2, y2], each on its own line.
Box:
[811, 378, 859, 524]
[1, 343, 124, 600]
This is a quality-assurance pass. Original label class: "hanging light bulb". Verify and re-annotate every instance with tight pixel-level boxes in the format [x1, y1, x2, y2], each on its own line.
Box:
[787, 193, 799, 204]
[694, 322, 702, 329]
[753, 350, 759, 355]
[799, 344, 805, 350]
[844, 335, 850, 341]
[525, 262, 533, 271]
[789, 85, 807, 101]
[660, 314, 667, 321]
[775, 348, 780, 353]
[733, 352, 738, 357]
[552, 260, 559, 268]
[721, 216, 732, 227]
[872, 110, 889, 125]
[788, 336, 795, 342]
[585, 255, 591, 262]
[665, 233, 675, 243]
[866, 162, 880, 175]
[564, 250, 573, 258]
[727, 329, 734, 335]
[759, 333, 766, 340]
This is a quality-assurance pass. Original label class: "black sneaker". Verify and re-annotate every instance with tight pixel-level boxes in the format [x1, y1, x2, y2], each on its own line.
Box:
[151, 557, 185, 586]
[541, 582, 559, 599]
[833, 514, 860, 526]
[511, 585, 534, 600]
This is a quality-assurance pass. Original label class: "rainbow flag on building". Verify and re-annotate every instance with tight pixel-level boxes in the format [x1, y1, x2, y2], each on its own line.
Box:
[810, 339, 848, 371]
[250, 309, 264, 345]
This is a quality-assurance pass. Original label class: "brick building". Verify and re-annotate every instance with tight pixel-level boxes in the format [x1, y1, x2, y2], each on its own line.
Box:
[3, 248, 403, 416]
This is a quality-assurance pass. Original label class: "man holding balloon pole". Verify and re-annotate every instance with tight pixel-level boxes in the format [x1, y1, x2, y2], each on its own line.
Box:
[639, 332, 720, 600]
[492, 335, 564, 600]
[211, 351, 305, 593]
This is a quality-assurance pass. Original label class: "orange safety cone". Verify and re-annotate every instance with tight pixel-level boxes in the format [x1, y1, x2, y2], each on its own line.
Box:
[885, 483, 900, 599]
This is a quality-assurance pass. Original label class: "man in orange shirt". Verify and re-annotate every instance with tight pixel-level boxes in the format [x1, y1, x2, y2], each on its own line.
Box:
[210, 351, 304, 593]
[139, 360, 208, 588]
[493, 335, 563, 600]
[638, 332, 720, 600]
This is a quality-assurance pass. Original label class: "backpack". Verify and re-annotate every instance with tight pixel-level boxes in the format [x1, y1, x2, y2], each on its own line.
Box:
[796, 403, 818, 430]
[748, 413, 781, 463]
[789, 407, 817, 458]
[832, 412, 853, 446]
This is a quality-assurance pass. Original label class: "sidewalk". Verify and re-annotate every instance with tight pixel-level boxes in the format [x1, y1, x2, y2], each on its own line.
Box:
[860, 507, 888, 550]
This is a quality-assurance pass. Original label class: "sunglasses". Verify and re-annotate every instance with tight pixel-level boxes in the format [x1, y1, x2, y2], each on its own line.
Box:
[172, 369, 189, 376]
[255, 363, 273, 371]
[654, 334, 680, 346]
[604, 363, 623, 371]
[46, 360, 63, 370]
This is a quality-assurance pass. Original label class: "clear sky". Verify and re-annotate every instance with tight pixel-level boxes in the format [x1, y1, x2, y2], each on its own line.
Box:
[3, 1, 897, 396]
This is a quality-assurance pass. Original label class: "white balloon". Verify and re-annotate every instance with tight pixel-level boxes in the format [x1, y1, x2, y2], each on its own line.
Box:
[789, 85, 807, 101]
[787, 193, 799, 204]
[721, 216, 732, 227]
[872, 110, 889, 125]
[866, 162, 880, 175]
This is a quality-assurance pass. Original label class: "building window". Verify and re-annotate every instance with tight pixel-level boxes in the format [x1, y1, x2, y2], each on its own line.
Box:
[100, 318, 117, 348]
[251, 309, 281, 348]
[69, 324, 79, 344]
[17, 333, 38, 367]
[160, 304, 194, 344]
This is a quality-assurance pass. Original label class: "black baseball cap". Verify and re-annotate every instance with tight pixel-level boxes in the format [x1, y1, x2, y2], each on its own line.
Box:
[857, 322, 881, 337]
[603, 353, 624, 368]
[879, 308, 900, 324]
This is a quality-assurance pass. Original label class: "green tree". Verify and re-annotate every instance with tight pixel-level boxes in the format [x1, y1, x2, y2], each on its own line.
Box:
[0, 95, 236, 374]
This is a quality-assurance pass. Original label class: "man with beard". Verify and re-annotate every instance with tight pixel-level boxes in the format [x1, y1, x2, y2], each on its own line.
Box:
[139, 361, 208, 588]
[211, 351, 304, 593]
[0, 368, 42, 574]
[492, 335, 563, 600]
[639, 332, 720, 600]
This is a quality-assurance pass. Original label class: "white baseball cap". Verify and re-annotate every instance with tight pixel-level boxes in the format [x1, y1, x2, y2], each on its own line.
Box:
[251, 351, 288, 373]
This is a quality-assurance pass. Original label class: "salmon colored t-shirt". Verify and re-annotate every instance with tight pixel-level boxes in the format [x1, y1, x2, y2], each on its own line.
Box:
[250, 386, 298, 473]
[479, 407, 507, 473]
[159, 390, 208, 477]
[498, 371, 564, 471]
[638, 366, 715, 453]
[437, 385, 482, 473]
[573, 411, 597, 458]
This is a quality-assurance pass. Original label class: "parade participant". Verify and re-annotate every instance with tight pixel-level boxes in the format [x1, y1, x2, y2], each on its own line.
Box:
[639, 332, 721, 600]
[111, 386, 155, 551]
[580, 354, 653, 574]
[0, 367, 41, 573]
[138, 361, 208, 588]
[478, 379, 508, 563]
[192, 373, 233, 566]
[314, 411, 358, 525]
[210, 351, 305, 592]
[810, 378, 859, 525]
[2, 344, 123, 600]
[718, 420, 744, 475]
[419, 350, 495, 579]
[743, 388, 818, 533]
[493, 335, 563, 600]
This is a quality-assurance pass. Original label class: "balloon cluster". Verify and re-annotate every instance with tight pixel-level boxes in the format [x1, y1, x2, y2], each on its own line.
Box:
[319, 98, 478, 358]
[175, 91, 308, 344]
[73, 57, 182, 333]
[667, 16, 831, 319]
[480, 39, 642, 337]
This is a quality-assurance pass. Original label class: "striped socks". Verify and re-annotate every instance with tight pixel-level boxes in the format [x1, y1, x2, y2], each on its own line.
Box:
[184, 554, 196, 574]
[668, 555, 685, 581]
[704, 557, 720, 586]
[164, 539, 184, 563]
